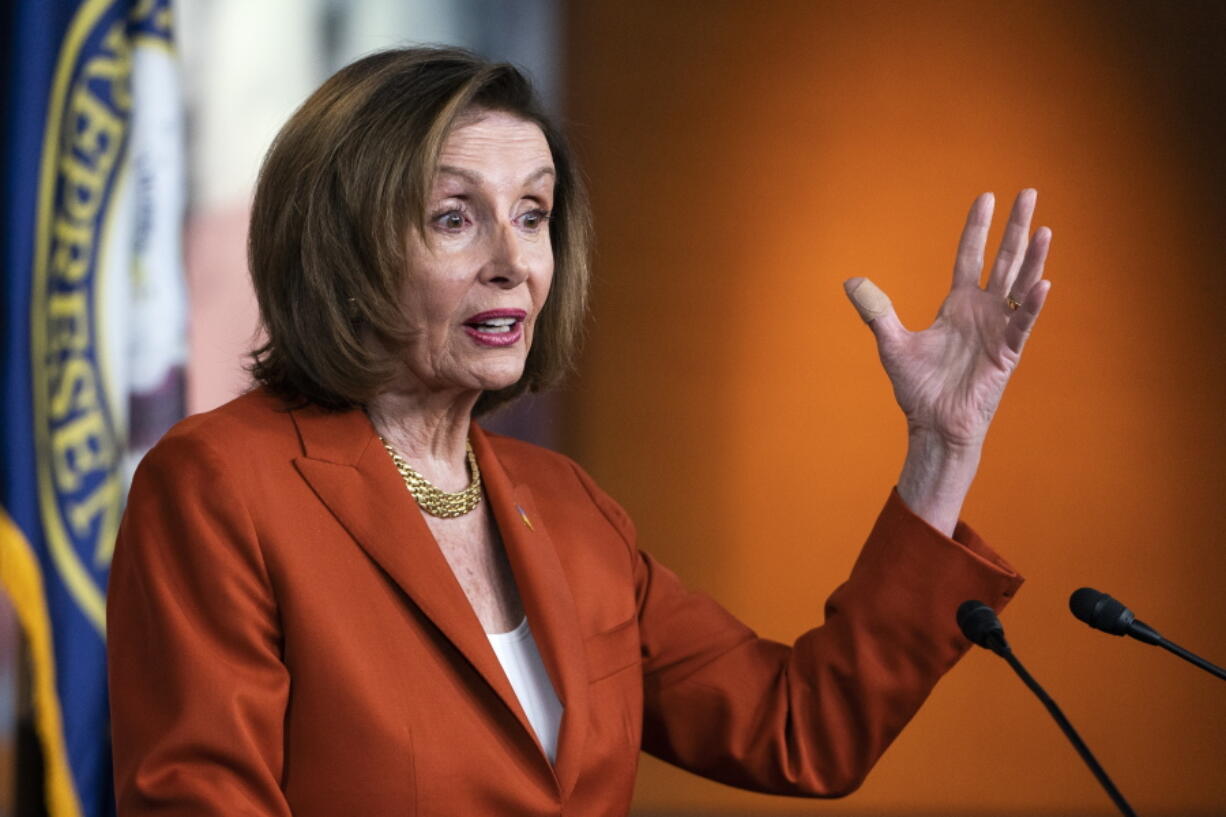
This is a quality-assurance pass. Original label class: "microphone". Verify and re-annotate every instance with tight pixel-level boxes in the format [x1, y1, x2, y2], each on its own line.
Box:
[956, 598, 1009, 655]
[1069, 587, 1226, 682]
[1068, 587, 1162, 644]
[957, 601, 1138, 817]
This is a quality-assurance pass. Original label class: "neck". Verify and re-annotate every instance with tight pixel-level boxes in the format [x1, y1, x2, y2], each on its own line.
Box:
[365, 385, 480, 491]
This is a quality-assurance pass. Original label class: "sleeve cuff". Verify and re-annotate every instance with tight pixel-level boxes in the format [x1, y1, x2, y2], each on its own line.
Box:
[878, 487, 1024, 610]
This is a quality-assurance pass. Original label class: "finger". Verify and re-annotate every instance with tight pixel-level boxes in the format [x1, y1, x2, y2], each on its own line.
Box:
[1006, 226, 1052, 309]
[952, 192, 995, 290]
[844, 277, 906, 348]
[1004, 279, 1051, 355]
[986, 189, 1036, 295]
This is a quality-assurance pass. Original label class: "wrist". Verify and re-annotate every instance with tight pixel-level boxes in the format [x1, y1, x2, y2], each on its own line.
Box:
[905, 426, 984, 462]
[896, 431, 983, 536]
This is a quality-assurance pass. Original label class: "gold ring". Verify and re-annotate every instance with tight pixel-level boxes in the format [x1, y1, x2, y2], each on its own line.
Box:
[1006, 295, 1022, 312]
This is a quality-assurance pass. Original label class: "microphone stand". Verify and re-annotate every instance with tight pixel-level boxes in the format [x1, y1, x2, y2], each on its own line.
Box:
[990, 638, 1138, 817]
[1149, 633, 1226, 682]
[959, 599, 1139, 817]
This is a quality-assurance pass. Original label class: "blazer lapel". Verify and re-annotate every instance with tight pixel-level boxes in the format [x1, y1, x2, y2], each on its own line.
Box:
[288, 406, 548, 773]
[472, 426, 590, 799]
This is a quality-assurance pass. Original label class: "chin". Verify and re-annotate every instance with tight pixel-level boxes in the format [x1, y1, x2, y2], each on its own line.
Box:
[468, 361, 528, 393]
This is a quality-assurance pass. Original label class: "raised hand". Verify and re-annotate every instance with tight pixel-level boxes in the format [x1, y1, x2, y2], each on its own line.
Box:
[844, 190, 1052, 534]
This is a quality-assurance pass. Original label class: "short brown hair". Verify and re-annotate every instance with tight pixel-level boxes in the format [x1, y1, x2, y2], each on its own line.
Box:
[248, 47, 592, 415]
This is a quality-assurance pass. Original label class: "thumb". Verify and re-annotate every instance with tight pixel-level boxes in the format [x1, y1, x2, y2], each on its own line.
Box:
[843, 277, 905, 346]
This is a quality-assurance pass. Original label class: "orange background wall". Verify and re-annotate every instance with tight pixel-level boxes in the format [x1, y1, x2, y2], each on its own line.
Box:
[563, 2, 1226, 815]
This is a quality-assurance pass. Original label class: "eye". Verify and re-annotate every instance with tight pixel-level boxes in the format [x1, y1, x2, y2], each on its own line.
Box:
[518, 208, 553, 232]
[431, 208, 469, 233]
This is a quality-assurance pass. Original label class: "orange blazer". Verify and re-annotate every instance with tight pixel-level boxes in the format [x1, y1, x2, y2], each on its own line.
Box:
[108, 388, 1022, 816]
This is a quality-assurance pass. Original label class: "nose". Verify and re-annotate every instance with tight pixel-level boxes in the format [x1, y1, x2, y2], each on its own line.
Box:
[481, 221, 530, 289]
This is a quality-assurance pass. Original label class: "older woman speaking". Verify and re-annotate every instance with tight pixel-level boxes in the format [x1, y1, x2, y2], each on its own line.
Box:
[108, 47, 1050, 816]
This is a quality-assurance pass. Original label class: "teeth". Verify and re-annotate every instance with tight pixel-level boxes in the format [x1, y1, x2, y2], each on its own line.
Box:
[471, 316, 517, 333]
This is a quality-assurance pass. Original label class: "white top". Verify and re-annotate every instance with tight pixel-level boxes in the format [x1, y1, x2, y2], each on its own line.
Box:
[486, 617, 563, 763]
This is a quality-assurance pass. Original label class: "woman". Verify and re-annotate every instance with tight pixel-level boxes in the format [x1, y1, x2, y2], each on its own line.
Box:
[108, 48, 1049, 816]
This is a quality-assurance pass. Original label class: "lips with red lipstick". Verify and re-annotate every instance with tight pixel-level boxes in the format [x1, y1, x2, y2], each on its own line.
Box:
[462, 309, 527, 348]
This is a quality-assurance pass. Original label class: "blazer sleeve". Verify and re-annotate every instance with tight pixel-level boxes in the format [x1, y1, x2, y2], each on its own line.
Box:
[108, 432, 293, 817]
[584, 476, 1022, 798]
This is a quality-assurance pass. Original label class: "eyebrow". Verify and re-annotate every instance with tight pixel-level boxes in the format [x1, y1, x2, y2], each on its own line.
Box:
[436, 165, 556, 187]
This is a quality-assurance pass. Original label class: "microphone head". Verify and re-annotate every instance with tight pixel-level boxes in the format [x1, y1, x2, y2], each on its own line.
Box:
[1069, 587, 1134, 635]
[957, 600, 1007, 653]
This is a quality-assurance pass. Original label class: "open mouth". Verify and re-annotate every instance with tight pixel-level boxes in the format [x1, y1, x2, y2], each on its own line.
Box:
[466, 316, 518, 333]
[463, 309, 527, 347]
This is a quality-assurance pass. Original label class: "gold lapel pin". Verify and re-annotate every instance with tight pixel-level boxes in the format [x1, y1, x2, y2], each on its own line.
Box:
[515, 503, 534, 531]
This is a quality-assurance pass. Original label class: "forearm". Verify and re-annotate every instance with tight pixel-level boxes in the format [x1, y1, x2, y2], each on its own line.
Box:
[638, 490, 1022, 797]
[896, 431, 983, 537]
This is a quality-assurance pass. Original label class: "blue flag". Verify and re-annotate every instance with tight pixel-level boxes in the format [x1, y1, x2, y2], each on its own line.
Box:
[1, 2, 186, 815]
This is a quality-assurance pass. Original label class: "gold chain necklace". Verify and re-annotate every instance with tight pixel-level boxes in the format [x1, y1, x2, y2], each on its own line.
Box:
[379, 437, 483, 519]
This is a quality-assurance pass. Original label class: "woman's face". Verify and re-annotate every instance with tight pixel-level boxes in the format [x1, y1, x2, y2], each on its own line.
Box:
[394, 111, 556, 397]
